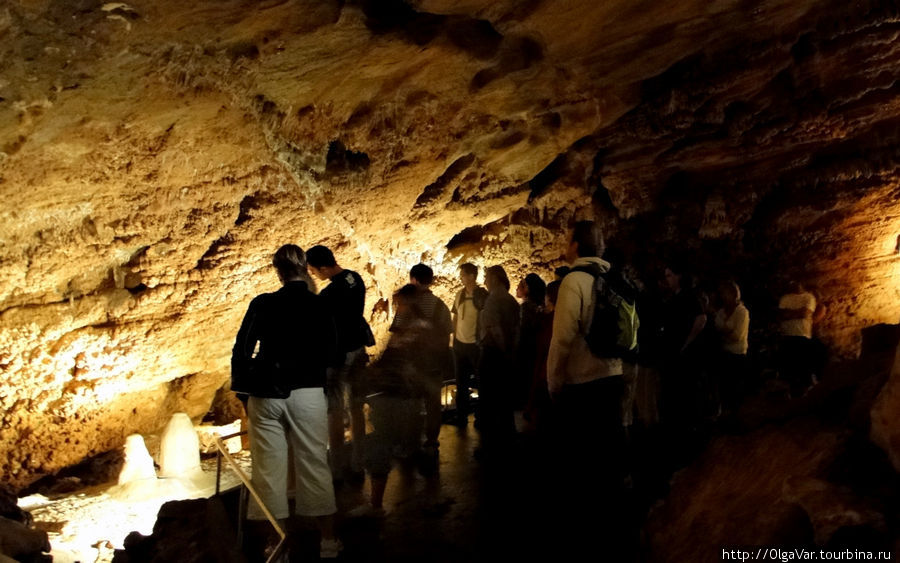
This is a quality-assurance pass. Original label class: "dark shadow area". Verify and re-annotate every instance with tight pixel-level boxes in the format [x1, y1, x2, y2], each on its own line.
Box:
[358, 0, 503, 61]
[445, 225, 485, 252]
[325, 140, 371, 176]
[197, 233, 235, 270]
[470, 36, 544, 91]
[527, 153, 565, 200]
[414, 154, 475, 207]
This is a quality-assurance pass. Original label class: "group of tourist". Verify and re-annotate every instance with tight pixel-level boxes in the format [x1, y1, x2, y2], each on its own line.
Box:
[230, 221, 827, 559]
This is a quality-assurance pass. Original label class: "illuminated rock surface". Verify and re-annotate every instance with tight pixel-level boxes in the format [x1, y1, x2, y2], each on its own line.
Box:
[1, 0, 900, 504]
[19, 453, 249, 562]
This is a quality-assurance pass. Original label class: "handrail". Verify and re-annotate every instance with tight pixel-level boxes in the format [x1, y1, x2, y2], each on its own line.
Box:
[214, 434, 287, 563]
[214, 430, 246, 495]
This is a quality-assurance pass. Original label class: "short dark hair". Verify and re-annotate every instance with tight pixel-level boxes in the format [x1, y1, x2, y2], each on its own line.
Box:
[665, 260, 690, 291]
[523, 273, 546, 305]
[459, 263, 478, 277]
[410, 263, 434, 285]
[273, 244, 308, 280]
[306, 245, 337, 268]
[571, 221, 605, 258]
[486, 265, 510, 291]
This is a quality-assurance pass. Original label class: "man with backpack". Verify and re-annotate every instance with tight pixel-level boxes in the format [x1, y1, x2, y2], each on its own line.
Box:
[546, 221, 633, 556]
[547, 221, 627, 411]
[451, 263, 488, 427]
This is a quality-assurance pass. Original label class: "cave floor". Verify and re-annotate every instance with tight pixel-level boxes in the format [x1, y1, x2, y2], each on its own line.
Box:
[266, 413, 659, 563]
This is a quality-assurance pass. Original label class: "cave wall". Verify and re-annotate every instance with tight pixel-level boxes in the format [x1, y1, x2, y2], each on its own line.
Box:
[1, 0, 900, 488]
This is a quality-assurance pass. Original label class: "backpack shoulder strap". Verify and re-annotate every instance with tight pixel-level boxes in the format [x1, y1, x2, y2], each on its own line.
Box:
[569, 264, 602, 278]
[565, 265, 605, 336]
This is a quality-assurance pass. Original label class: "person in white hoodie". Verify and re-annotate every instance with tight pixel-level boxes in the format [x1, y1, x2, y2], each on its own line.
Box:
[546, 220, 626, 556]
[547, 221, 624, 403]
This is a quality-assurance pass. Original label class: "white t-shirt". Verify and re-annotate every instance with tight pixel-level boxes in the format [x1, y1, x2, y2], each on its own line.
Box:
[715, 303, 749, 355]
[778, 292, 816, 338]
[453, 290, 479, 344]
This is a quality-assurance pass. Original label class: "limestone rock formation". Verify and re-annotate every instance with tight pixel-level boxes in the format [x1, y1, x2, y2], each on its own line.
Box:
[0, 516, 51, 563]
[871, 343, 900, 471]
[645, 418, 845, 562]
[1, 0, 900, 489]
[783, 476, 886, 547]
[113, 497, 244, 563]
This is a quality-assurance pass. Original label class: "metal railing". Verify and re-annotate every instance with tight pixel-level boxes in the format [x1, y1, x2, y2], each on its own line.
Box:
[213, 431, 287, 563]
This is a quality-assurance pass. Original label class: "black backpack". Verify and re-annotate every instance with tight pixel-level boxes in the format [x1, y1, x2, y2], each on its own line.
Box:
[569, 264, 640, 361]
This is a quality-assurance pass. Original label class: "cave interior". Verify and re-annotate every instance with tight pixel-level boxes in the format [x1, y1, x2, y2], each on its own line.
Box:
[1, 0, 900, 561]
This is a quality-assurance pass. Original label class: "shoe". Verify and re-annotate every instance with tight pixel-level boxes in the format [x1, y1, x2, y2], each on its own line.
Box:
[320, 538, 343, 559]
[346, 504, 386, 518]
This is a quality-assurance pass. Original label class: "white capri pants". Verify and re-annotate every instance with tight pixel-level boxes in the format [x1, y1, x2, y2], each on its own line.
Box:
[247, 387, 336, 520]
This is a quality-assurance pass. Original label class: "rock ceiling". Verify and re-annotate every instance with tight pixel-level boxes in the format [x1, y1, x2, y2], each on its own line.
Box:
[1, 0, 900, 486]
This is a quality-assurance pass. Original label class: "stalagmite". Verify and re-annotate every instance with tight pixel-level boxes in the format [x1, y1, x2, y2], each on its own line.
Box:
[157, 413, 201, 478]
[117, 434, 156, 485]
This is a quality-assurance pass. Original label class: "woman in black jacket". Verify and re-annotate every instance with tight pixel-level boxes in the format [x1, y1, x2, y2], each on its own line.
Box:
[231, 244, 342, 559]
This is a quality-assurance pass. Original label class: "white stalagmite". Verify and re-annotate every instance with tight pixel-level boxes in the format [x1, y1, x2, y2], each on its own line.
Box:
[118, 434, 156, 484]
[158, 412, 201, 478]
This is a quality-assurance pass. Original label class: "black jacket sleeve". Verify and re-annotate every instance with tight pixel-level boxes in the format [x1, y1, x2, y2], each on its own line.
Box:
[231, 296, 263, 394]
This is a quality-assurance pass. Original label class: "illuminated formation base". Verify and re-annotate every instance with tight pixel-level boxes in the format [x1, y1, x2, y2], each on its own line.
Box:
[20, 426, 249, 563]
[117, 434, 157, 485]
[158, 413, 202, 479]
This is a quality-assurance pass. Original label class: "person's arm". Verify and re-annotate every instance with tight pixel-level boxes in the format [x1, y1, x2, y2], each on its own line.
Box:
[720, 308, 749, 345]
[812, 302, 826, 325]
[480, 299, 500, 350]
[231, 297, 263, 400]
[436, 299, 454, 346]
[681, 314, 707, 353]
[485, 300, 514, 354]
[451, 292, 459, 327]
[738, 307, 750, 346]
[547, 276, 581, 397]
[389, 306, 404, 333]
